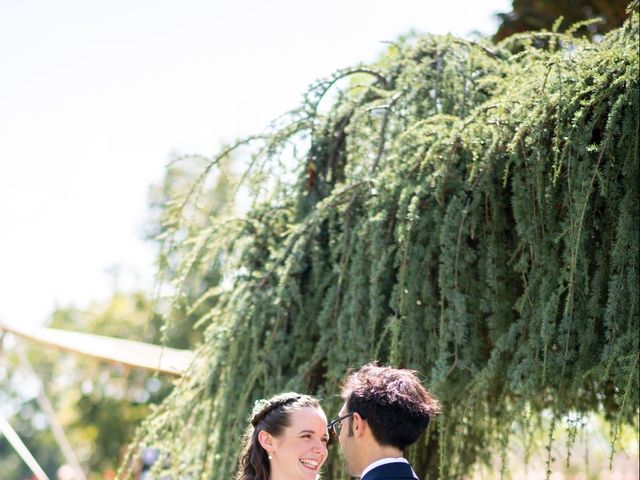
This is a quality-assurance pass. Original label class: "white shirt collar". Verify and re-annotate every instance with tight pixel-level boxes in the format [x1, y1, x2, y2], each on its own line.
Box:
[360, 457, 417, 479]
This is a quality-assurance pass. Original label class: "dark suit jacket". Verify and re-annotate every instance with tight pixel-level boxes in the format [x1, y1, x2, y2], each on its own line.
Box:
[360, 461, 419, 480]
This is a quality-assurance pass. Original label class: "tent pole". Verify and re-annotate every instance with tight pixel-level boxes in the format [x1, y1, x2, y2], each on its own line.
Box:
[0, 412, 50, 480]
[17, 347, 88, 480]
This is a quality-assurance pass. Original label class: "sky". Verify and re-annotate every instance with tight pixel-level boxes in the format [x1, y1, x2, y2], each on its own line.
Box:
[0, 0, 511, 329]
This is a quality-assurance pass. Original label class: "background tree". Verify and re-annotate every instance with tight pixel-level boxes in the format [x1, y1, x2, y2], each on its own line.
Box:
[0, 293, 172, 479]
[493, 0, 630, 41]
[125, 7, 639, 480]
[145, 152, 240, 349]
[0, 156, 238, 478]
[0, 369, 60, 479]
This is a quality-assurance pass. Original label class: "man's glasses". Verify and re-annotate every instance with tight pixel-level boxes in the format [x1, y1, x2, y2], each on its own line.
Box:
[328, 412, 354, 437]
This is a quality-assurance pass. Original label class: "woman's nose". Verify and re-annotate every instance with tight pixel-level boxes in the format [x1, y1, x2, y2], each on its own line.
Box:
[313, 439, 327, 453]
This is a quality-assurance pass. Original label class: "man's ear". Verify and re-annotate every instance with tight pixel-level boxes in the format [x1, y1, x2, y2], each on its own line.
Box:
[352, 412, 367, 438]
[258, 430, 276, 453]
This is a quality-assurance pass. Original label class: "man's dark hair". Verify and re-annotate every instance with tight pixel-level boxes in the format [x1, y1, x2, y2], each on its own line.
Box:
[341, 363, 441, 450]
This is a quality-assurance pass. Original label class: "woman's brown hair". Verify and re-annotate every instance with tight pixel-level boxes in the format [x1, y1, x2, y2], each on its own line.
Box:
[236, 392, 321, 480]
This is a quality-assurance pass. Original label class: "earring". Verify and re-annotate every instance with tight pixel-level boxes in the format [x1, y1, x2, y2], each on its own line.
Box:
[268, 453, 273, 460]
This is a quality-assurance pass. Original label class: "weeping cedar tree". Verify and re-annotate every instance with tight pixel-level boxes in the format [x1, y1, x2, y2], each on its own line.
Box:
[123, 7, 639, 479]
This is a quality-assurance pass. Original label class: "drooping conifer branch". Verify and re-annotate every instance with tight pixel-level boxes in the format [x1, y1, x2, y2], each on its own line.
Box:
[121, 11, 639, 480]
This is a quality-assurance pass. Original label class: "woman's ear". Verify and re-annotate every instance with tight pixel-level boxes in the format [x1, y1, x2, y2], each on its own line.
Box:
[258, 430, 275, 453]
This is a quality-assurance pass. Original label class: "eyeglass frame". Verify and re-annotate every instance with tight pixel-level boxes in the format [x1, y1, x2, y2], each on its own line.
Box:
[328, 412, 354, 437]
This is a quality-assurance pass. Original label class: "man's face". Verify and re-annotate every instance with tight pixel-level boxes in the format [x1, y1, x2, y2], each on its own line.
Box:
[336, 401, 359, 476]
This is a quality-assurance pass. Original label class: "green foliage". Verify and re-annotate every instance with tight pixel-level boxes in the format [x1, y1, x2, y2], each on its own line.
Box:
[44, 295, 173, 477]
[0, 387, 60, 480]
[127, 11, 639, 479]
[0, 154, 238, 478]
[0, 293, 174, 479]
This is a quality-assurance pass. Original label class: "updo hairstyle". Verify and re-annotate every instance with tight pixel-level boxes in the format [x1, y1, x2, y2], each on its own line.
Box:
[236, 392, 321, 480]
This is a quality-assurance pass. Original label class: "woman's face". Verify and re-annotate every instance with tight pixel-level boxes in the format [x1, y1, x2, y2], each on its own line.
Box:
[270, 406, 329, 480]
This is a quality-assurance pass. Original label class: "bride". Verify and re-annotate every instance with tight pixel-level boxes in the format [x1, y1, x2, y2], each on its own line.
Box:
[236, 392, 329, 480]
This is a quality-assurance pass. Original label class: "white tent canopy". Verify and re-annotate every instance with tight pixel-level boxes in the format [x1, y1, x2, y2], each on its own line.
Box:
[0, 321, 195, 377]
[0, 321, 196, 478]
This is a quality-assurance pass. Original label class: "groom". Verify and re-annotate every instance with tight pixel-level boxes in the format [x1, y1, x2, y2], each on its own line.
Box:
[329, 363, 440, 480]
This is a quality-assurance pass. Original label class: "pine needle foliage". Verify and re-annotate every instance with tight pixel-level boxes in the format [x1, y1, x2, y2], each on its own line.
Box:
[123, 9, 639, 479]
